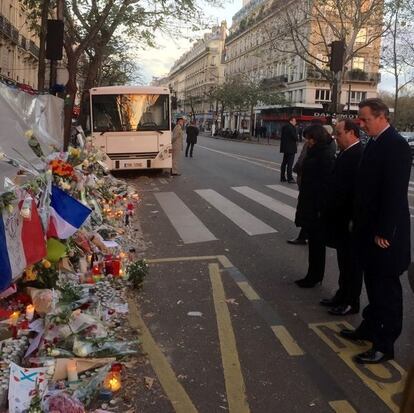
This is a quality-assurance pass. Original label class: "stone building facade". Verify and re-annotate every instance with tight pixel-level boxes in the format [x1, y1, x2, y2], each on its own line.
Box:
[167, 22, 227, 130]
[224, 0, 382, 136]
[0, 0, 39, 89]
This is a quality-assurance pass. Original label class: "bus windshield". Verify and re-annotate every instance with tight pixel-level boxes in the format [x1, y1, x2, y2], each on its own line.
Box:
[92, 94, 169, 132]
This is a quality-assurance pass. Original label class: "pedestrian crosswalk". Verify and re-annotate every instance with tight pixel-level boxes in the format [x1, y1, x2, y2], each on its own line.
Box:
[195, 189, 277, 236]
[153, 184, 414, 245]
[154, 184, 296, 244]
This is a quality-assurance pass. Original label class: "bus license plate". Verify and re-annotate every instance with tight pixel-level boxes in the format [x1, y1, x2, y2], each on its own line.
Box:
[124, 162, 143, 168]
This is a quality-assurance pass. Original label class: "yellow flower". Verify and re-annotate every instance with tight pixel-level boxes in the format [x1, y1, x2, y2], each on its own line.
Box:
[69, 147, 81, 157]
[42, 259, 51, 269]
[24, 130, 34, 139]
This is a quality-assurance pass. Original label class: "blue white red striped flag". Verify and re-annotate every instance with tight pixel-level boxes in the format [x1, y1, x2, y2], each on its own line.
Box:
[47, 185, 91, 239]
[0, 198, 46, 291]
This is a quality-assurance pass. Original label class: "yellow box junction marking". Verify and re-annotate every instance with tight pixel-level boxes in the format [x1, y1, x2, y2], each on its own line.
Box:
[271, 325, 305, 356]
[209, 263, 251, 413]
[310, 321, 406, 413]
[128, 298, 198, 413]
[329, 400, 357, 413]
[147, 255, 304, 357]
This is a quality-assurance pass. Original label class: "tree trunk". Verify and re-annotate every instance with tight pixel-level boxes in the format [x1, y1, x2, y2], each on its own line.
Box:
[63, 52, 78, 150]
[79, 53, 103, 130]
[37, 0, 50, 91]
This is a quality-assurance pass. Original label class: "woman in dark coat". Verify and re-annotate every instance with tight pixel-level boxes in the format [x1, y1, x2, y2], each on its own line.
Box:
[294, 124, 336, 288]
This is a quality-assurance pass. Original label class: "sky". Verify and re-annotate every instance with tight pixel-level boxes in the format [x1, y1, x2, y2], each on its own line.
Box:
[137, 1, 242, 84]
[136, 0, 394, 93]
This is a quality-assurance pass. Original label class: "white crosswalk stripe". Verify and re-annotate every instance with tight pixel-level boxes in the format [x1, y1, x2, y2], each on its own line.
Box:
[154, 192, 217, 244]
[267, 184, 299, 199]
[232, 186, 296, 222]
[195, 189, 277, 236]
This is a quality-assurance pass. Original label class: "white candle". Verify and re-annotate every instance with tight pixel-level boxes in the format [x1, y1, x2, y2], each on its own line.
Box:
[9, 311, 20, 326]
[25, 305, 34, 321]
[67, 360, 78, 382]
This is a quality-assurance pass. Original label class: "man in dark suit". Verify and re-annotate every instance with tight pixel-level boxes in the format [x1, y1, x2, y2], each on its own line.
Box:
[340, 98, 412, 364]
[280, 117, 298, 183]
[185, 120, 199, 158]
[320, 119, 364, 315]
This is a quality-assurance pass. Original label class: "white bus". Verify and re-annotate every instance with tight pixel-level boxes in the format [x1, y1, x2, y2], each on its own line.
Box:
[90, 86, 172, 171]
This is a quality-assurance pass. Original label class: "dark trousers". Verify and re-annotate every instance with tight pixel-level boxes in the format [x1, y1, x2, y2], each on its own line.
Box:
[298, 227, 308, 241]
[306, 227, 326, 282]
[281, 153, 295, 180]
[357, 271, 402, 354]
[334, 237, 363, 307]
[185, 142, 195, 157]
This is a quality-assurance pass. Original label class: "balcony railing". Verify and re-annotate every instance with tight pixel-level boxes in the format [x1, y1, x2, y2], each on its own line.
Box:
[19, 35, 27, 50]
[261, 75, 288, 88]
[29, 40, 39, 58]
[11, 27, 18, 44]
[344, 70, 381, 83]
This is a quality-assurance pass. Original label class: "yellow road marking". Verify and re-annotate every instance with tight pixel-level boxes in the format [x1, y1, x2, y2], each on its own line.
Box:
[329, 400, 357, 413]
[217, 255, 233, 268]
[310, 321, 406, 413]
[209, 263, 251, 413]
[128, 298, 198, 413]
[236, 281, 261, 300]
[271, 325, 305, 356]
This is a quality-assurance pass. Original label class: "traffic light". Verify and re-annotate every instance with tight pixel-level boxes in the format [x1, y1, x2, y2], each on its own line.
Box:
[329, 40, 345, 73]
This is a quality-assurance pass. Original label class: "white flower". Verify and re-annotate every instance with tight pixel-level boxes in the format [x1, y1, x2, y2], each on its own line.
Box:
[0, 152, 6, 161]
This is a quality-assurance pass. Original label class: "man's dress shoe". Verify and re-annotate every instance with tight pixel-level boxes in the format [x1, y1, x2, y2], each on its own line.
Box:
[339, 329, 371, 342]
[319, 298, 340, 307]
[354, 349, 393, 364]
[287, 238, 307, 245]
[328, 304, 359, 316]
[294, 278, 322, 288]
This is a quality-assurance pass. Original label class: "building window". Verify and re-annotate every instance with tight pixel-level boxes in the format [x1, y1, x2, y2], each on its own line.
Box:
[315, 89, 331, 102]
[356, 28, 367, 43]
[352, 56, 365, 71]
[348, 91, 367, 103]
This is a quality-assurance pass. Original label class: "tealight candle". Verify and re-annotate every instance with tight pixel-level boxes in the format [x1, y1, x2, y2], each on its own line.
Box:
[9, 311, 20, 326]
[66, 359, 78, 382]
[104, 372, 121, 392]
[25, 305, 34, 321]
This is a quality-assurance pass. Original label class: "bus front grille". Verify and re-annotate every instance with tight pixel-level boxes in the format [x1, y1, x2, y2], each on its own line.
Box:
[107, 152, 159, 160]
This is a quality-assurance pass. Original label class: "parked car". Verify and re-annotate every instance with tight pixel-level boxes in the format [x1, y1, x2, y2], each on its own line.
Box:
[400, 132, 414, 162]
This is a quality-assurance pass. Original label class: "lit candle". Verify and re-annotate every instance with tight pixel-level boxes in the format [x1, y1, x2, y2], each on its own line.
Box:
[25, 305, 34, 321]
[104, 372, 121, 392]
[67, 359, 78, 382]
[9, 311, 20, 326]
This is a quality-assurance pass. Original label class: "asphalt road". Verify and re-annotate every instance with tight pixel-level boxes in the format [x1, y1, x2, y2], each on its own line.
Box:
[123, 135, 414, 413]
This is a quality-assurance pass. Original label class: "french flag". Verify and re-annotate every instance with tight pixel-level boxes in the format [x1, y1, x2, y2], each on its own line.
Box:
[47, 185, 92, 239]
[0, 198, 46, 291]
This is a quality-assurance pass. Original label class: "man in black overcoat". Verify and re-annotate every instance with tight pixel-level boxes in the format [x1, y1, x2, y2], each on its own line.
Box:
[185, 120, 199, 158]
[340, 98, 412, 364]
[280, 117, 298, 183]
[321, 119, 364, 315]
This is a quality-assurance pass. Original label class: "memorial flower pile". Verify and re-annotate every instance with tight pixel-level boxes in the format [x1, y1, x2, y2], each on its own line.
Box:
[0, 129, 149, 412]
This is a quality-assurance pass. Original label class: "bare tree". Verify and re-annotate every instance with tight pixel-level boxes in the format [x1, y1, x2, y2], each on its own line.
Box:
[261, 0, 386, 113]
[382, 0, 414, 123]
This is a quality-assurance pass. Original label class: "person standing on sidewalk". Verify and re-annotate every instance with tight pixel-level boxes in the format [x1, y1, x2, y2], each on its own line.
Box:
[185, 120, 199, 158]
[340, 98, 412, 364]
[171, 117, 185, 176]
[280, 117, 298, 183]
